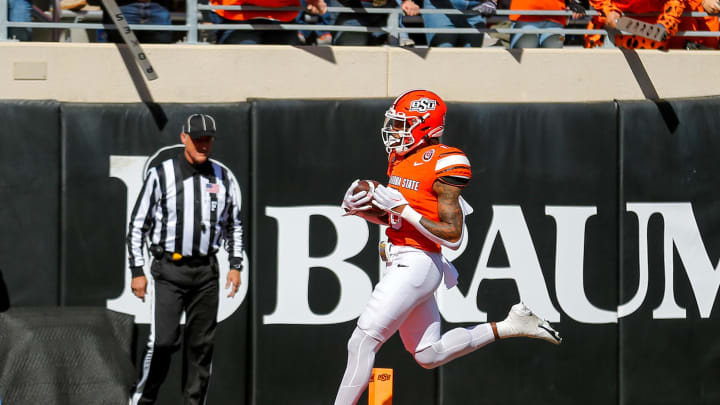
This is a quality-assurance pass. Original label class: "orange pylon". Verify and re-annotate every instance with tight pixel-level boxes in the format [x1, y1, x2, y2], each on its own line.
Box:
[368, 368, 393, 405]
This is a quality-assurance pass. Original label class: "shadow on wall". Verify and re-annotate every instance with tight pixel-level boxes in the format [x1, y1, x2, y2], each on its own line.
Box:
[0, 268, 9, 312]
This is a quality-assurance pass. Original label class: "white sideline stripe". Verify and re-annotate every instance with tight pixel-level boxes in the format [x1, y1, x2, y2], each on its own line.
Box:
[132, 276, 157, 405]
[435, 155, 470, 171]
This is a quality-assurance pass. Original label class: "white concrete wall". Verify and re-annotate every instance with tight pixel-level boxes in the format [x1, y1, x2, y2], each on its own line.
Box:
[2, 42, 719, 102]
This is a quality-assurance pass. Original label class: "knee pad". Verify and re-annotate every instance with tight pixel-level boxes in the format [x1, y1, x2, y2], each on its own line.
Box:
[338, 327, 383, 393]
[347, 327, 382, 356]
[413, 328, 473, 369]
[413, 346, 440, 370]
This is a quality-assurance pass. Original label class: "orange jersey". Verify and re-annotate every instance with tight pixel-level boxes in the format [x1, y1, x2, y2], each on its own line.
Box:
[510, 0, 567, 25]
[211, 0, 301, 22]
[586, 0, 689, 49]
[385, 144, 472, 253]
[677, 1, 719, 49]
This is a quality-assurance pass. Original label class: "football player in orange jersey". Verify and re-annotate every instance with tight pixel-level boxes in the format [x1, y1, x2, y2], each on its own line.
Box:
[335, 90, 562, 405]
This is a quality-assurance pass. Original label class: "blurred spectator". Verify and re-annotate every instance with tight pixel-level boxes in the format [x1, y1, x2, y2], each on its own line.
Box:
[585, 0, 708, 49]
[332, 0, 412, 45]
[92, 0, 173, 43]
[7, 0, 32, 41]
[508, 0, 585, 48]
[681, 0, 719, 48]
[61, 0, 90, 10]
[209, 0, 327, 44]
[422, 0, 496, 47]
[297, 0, 335, 45]
[398, 0, 420, 46]
[704, 0, 720, 12]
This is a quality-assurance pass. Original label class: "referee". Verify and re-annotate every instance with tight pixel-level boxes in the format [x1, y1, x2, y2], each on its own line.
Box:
[127, 113, 244, 405]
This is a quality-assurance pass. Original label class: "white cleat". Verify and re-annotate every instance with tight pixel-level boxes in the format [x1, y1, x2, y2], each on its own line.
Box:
[497, 302, 562, 344]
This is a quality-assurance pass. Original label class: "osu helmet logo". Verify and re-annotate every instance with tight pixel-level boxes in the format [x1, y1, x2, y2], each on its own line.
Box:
[409, 98, 437, 113]
[377, 373, 392, 382]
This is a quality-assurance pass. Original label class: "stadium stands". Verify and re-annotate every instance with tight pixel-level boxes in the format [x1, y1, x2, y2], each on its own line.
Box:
[1, 1, 719, 48]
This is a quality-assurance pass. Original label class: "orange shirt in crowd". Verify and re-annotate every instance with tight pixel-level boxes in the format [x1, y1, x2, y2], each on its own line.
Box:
[510, 0, 568, 25]
[586, 0, 718, 49]
[211, 0, 301, 22]
[679, 0, 719, 48]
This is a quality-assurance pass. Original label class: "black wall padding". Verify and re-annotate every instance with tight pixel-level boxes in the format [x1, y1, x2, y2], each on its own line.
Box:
[60, 103, 252, 405]
[439, 101, 620, 405]
[618, 97, 720, 405]
[2, 97, 720, 405]
[251, 99, 620, 405]
[0, 269, 9, 312]
[0, 308, 134, 404]
[0, 100, 61, 307]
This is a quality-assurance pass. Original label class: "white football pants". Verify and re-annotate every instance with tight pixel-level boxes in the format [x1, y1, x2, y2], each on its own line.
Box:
[334, 247, 496, 405]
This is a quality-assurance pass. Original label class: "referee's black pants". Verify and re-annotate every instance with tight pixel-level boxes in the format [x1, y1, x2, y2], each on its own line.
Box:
[132, 255, 219, 405]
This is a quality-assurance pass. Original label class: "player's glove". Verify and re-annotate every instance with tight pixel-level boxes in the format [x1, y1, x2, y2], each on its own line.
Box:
[471, 0, 497, 17]
[372, 185, 408, 214]
[341, 179, 372, 214]
[565, 0, 586, 17]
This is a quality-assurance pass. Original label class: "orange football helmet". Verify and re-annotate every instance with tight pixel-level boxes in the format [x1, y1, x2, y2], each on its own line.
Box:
[381, 89, 447, 156]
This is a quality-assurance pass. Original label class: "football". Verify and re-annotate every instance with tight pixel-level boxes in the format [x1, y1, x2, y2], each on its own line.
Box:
[353, 179, 380, 195]
[350, 180, 386, 218]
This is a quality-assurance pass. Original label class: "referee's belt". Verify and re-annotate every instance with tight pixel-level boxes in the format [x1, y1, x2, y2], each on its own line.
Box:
[162, 252, 213, 266]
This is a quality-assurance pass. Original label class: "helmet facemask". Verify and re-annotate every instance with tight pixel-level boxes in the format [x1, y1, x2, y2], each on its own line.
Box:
[381, 109, 423, 155]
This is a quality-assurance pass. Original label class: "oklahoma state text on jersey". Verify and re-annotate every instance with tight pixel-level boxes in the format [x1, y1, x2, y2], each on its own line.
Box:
[385, 144, 472, 252]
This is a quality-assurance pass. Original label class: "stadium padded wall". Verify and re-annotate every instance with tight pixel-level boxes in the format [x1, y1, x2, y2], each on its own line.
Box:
[0, 307, 135, 404]
[438, 102, 620, 405]
[0, 100, 61, 307]
[617, 98, 720, 405]
[0, 98, 719, 405]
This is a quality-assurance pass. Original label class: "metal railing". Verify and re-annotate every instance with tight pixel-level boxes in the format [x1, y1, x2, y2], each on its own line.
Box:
[1, 0, 718, 44]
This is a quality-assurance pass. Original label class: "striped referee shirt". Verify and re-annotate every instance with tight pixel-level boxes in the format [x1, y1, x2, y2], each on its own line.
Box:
[127, 154, 243, 276]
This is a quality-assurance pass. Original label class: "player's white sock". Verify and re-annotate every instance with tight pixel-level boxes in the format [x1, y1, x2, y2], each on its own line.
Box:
[413, 323, 495, 369]
[334, 327, 383, 405]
